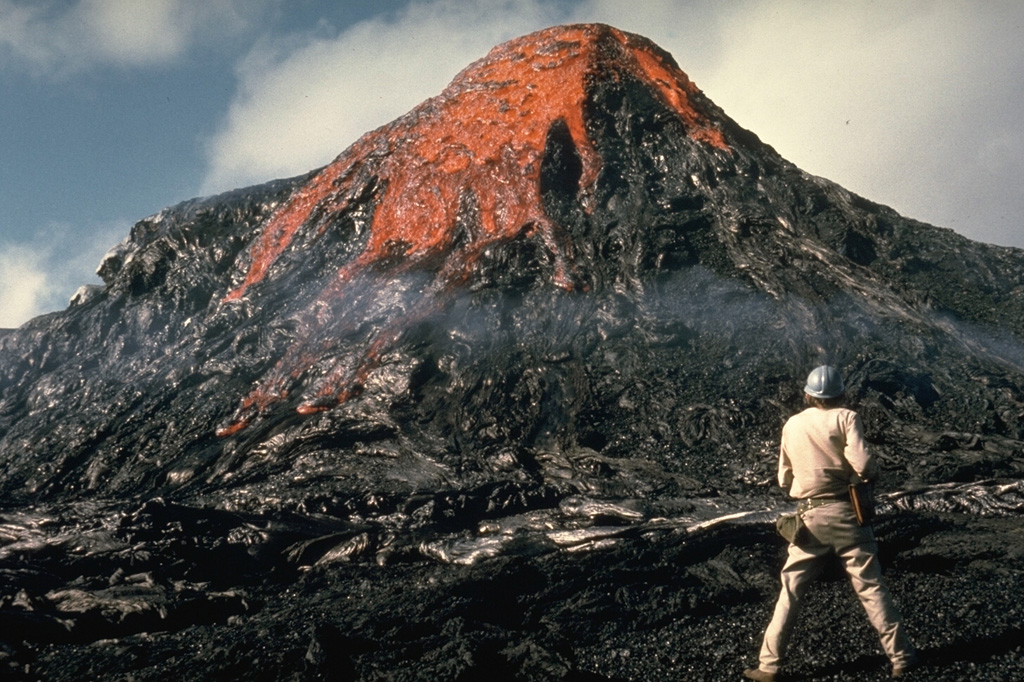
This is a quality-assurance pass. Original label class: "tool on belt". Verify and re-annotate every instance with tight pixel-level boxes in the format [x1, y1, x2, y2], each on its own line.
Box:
[848, 482, 875, 525]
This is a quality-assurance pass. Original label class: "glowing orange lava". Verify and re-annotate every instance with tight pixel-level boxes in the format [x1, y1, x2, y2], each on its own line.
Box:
[217, 24, 730, 437]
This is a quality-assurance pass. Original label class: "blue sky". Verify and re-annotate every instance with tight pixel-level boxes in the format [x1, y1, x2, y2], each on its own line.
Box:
[2, 0, 1023, 328]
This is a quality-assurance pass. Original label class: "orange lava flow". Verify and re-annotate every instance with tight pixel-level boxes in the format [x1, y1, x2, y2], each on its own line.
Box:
[217, 24, 730, 436]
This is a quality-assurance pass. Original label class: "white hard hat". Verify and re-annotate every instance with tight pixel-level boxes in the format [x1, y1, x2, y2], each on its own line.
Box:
[804, 365, 845, 399]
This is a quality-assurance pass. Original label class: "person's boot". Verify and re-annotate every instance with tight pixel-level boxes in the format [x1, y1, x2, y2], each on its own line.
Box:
[743, 668, 776, 682]
[892, 652, 920, 677]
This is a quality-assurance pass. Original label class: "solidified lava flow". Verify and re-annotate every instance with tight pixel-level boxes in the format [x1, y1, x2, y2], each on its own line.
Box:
[217, 24, 730, 436]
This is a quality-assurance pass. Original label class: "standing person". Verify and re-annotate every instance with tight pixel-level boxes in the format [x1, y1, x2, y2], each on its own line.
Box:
[744, 365, 917, 681]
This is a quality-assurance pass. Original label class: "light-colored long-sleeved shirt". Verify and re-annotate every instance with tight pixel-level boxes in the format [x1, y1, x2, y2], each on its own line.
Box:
[778, 406, 877, 499]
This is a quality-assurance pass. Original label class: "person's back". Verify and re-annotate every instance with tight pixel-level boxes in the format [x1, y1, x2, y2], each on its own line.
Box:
[779, 405, 875, 500]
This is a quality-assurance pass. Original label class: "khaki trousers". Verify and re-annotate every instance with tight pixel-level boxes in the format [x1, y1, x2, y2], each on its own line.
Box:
[758, 501, 916, 673]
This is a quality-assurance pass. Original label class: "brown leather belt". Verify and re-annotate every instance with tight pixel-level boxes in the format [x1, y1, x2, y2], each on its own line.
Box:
[797, 496, 846, 512]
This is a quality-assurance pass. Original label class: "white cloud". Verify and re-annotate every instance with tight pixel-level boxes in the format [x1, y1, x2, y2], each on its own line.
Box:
[80, 0, 204, 65]
[693, 2, 986, 225]
[0, 243, 51, 328]
[0, 0, 258, 75]
[0, 221, 127, 328]
[201, 0, 566, 194]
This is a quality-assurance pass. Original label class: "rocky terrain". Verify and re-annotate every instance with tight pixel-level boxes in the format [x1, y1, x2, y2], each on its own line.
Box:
[2, 24, 1023, 680]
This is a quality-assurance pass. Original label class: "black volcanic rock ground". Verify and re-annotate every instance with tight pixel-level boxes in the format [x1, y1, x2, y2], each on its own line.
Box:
[2, 24, 1024, 681]
[5, 497, 1024, 681]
